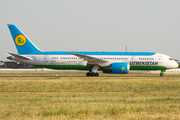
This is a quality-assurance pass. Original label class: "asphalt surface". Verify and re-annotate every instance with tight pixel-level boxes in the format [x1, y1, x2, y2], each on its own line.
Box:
[0, 76, 180, 77]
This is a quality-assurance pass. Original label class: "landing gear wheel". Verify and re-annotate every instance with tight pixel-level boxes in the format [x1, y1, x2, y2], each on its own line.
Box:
[86, 71, 99, 77]
[160, 73, 164, 77]
[94, 73, 99, 77]
[86, 72, 90, 77]
[90, 72, 95, 77]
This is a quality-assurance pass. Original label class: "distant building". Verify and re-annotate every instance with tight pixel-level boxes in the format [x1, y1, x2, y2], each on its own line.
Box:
[3, 61, 30, 68]
[174, 59, 180, 67]
[176, 60, 180, 65]
[17, 63, 30, 68]
[0, 62, 4, 68]
[4, 61, 17, 68]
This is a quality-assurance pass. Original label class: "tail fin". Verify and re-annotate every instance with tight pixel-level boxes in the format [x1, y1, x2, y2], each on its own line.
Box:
[7, 24, 41, 54]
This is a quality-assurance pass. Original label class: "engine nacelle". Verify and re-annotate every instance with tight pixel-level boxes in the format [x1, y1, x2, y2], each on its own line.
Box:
[103, 62, 129, 74]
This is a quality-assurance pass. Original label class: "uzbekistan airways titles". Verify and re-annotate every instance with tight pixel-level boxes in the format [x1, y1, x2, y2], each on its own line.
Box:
[130, 61, 158, 66]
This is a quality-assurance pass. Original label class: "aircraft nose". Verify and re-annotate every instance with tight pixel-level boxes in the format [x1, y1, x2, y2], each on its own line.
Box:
[168, 60, 179, 69]
[173, 60, 179, 68]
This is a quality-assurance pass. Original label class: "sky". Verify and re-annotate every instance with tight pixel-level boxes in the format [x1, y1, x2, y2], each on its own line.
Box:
[0, 0, 180, 61]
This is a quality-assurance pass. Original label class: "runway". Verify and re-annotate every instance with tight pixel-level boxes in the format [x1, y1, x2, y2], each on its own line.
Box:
[1, 76, 180, 78]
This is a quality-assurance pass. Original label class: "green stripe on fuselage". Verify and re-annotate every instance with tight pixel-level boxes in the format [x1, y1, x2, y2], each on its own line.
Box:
[35, 65, 93, 70]
[130, 66, 166, 70]
[34, 65, 167, 71]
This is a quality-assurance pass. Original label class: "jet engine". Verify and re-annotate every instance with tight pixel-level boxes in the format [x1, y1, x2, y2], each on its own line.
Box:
[103, 62, 129, 74]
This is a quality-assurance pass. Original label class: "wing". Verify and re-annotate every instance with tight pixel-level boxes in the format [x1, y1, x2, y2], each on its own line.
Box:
[67, 52, 111, 67]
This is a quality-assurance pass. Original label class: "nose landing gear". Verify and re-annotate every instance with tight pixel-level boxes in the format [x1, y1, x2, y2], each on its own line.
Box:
[160, 72, 164, 77]
[160, 70, 166, 77]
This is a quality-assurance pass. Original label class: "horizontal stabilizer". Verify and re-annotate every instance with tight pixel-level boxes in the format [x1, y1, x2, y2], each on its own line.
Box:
[8, 53, 33, 60]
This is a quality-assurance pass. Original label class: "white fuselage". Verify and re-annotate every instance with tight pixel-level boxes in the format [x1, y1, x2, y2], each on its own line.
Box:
[11, 53, 178, 70]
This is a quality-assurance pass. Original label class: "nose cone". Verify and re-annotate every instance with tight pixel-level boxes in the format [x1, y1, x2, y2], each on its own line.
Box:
[167, 60, 179, 69]
[172, 60, 179, 68]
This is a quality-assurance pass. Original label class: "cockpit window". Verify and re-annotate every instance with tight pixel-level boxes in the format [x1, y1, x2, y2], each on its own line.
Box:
[169, 58, 173, 60]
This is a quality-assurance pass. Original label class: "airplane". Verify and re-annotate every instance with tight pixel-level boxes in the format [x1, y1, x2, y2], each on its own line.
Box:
[7, 24, 178, 77]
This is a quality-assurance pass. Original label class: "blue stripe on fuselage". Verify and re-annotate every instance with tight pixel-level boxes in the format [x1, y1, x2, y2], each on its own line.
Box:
[21, 51, 156, 56]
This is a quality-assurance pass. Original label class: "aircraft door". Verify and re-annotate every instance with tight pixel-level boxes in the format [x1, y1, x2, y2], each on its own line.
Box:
[131, 56, 136, 61]
[44, 55, 49, 63]
[158, 56, 163, 63]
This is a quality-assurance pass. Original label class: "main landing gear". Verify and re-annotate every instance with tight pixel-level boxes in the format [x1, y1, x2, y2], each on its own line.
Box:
[86, 65, 99, 77]
[86, 72, 99, 77]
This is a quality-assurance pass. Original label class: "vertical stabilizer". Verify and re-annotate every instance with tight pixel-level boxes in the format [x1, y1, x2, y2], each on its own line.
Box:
[7, 24, 41, 54]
